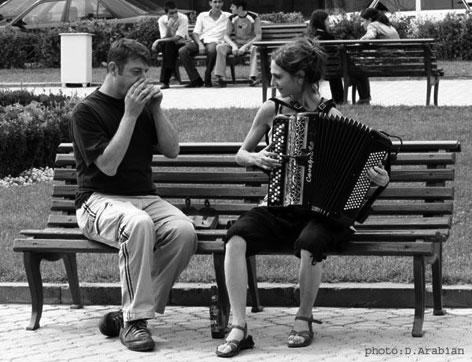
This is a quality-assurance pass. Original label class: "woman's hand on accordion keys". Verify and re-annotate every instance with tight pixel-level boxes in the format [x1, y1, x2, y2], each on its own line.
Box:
[252, 146, 282, 170]
[367, 165, 389, 187]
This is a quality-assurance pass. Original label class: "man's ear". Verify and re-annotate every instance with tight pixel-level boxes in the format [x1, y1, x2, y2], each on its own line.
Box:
[108, 61, 118, 75]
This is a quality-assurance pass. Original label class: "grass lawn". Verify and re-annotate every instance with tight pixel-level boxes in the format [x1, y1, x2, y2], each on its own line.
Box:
[0, 60, 471, 85]
[1, 105, 471, 285]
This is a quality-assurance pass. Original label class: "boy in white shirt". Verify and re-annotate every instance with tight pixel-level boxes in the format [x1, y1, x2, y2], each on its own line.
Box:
[178, 0, 231, 87]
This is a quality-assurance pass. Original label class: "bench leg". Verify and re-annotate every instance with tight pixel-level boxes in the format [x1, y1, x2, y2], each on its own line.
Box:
[433, 79, 439, 106]
[24, 252, 44, 330]
[174, 63, 182, 84]
[412, 255, 425, 337]
[246, 255, 263, 313]
[213, 253, 230, 338]
[62, 253, 83, 309]
[426, 77, 432, 106]
[343, 80, 350, 104]
[259, 48, 270, 102]
[431, 245, 445, 316]
[230, 63, 236, 84]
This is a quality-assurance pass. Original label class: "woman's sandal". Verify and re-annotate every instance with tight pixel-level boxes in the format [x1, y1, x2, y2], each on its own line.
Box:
[287, 315, 322, 348]
[215, 324, 255, 358]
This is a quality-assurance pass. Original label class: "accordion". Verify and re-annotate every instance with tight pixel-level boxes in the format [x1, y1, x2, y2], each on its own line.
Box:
[267, 112, 393, 226]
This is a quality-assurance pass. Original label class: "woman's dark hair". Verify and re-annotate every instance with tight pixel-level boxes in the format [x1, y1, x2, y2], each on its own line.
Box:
[272, 38, 326, 85]
[307, 9, 329, 38]
[360, 8, 391, 26]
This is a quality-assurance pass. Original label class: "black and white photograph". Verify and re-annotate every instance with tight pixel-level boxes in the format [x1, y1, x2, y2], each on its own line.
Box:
[0, 0, 471, 360]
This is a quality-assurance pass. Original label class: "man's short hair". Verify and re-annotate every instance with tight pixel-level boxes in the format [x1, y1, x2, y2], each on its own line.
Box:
[164, 1, 177, 12]
[107, 38, 151, 73]
[231, 0, 247, 10]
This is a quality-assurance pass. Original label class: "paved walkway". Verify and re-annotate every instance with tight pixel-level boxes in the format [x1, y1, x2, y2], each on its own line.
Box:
[3, 79, 472, 108]
[2, 305, 472, 361]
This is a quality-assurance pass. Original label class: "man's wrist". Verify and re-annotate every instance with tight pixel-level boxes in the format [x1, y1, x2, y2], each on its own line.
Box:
[123, 112, 139, 123]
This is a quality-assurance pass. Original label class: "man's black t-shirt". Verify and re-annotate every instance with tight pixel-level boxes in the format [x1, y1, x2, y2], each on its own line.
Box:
[70, 89, 158, 209]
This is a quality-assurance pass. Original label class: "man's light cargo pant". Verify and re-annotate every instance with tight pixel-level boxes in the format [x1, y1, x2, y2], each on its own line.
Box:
[76, 193, 197, 322]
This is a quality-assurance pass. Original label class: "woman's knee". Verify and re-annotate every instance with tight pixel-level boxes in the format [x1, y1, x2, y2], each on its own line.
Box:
[225, 235, 247, 256]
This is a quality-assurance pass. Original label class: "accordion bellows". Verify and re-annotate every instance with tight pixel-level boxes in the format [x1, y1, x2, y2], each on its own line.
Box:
[268, 112, 392, 226]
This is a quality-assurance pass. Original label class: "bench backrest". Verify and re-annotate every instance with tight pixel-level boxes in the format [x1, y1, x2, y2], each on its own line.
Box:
[50, 141, 459, 233]
[342, 40, 441, 77]
[186, 23, 306, 41]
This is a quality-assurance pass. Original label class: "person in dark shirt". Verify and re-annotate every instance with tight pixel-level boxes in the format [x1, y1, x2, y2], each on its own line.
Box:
[70, 38, 197, 352]
[306, 9, 344, 104]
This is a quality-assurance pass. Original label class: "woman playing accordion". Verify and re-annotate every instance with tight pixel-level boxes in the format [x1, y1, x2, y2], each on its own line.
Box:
[216, 38, 390, 358]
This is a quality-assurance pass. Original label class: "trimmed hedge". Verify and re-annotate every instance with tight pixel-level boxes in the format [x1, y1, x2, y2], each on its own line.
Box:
[0, 94, 78, 178]
[1, 12, 472, 69]
[0, 89, 71, 107]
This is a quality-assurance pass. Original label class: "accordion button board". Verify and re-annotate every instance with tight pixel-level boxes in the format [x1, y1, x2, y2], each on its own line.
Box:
[267, 112, 392, 226]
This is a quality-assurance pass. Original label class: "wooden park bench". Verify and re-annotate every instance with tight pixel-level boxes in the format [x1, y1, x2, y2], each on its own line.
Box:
[13, 140, 460, 338]
[341, 38, 444, 106]
[157, 23, 307, 84]
[255, 38, 443, 105]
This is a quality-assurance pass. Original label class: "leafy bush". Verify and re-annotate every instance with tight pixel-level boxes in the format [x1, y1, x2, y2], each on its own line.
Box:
[0, 89, 71, 107]
[0, 98, 77, 178]
[260, 12, 305, 24]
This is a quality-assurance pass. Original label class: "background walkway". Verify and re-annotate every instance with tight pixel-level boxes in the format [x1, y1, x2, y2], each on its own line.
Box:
[4, 79, 472, 108]
[1, 305, 471, 361]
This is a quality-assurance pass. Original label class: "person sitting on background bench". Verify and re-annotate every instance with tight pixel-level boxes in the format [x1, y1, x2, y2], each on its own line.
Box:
[214, 0, 261, 87]
[178, 0, 230, 87]
[70, 38, 197, 352]
[352, 7, 400, 105]
[215, 38, 389, 357]
[151, 1, 189, 89]
[306, 9, 344, 104]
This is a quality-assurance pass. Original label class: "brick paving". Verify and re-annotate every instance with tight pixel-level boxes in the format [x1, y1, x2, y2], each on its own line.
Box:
[1, 305, 471, 361]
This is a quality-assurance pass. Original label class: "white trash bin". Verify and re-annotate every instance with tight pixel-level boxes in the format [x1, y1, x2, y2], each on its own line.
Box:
[60, 33, 93, 87]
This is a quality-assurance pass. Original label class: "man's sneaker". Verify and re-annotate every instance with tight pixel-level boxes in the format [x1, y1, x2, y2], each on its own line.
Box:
[120, 319, 155, 352]
[185, 78, 204, 88]
[217, 77, 226, 88]
[249, 77, 260, 87]
[98, 310, 123, 337]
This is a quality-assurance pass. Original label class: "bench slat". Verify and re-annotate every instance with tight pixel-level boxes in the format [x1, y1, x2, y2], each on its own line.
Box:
[55, 141, 461, 155]
[29, 222, 448, 243]
[12, 237, 440, 256]
[50, 199, 454, 216]
[52, 168, 454, 184]
[23, 216, 452, 240]
[51, 184, 455, 200]
[54, 152, 457, 170]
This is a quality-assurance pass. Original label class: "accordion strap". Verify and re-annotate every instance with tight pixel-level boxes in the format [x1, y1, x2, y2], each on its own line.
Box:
[265, 97, 336, 145]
